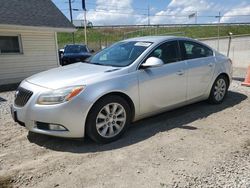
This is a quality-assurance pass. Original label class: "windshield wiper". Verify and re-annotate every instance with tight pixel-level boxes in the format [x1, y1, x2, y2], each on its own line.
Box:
[82, 60, 118, 67]
[81, 60, 103, 66]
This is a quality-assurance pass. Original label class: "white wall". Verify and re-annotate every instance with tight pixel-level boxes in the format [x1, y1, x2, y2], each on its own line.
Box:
[0, 28, 59, 85]
[201, 36, 250, 68]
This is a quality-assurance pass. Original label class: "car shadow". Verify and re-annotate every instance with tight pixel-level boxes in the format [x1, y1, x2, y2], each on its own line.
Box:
[27, 91, 247, 153]
[232, 77, 245, 82]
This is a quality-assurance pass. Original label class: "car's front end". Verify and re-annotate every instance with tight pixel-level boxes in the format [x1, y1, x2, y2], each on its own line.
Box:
[11, 62, 124, 138]
[11, 80, 91, 138]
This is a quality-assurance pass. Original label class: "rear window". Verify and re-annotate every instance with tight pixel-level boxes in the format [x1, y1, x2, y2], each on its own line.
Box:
[64, 45, 88, 53]
[180, 40, 213, 60]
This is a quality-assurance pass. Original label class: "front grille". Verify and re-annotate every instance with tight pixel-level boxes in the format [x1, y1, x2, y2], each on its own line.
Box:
[14, 87, 33, 107]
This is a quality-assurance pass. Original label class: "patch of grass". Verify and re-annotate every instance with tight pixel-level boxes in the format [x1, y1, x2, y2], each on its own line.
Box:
[57, 25, 250, 50]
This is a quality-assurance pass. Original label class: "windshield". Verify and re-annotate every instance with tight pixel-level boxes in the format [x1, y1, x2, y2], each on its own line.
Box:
[88, 41, 152, 67]
[64, 45, 88, 54]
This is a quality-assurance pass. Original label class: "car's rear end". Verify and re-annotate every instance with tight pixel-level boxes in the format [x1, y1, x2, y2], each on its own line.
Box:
[214, 51, 233, 84]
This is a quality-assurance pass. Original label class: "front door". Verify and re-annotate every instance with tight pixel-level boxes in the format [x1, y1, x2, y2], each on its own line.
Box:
[138, 40, 188, 115]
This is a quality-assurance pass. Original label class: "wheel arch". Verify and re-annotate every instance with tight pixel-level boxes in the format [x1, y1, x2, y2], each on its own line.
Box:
[205, 71, 231, 100]
[207, 72, 230, 104]
[102, 92, 136, 120]
[216, 72, 230, 88]
[85, 91, 136, 134]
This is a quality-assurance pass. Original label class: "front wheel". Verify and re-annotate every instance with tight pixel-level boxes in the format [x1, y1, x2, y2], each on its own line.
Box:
[208, 75, 229, 104]
[86, 95, 131, 143]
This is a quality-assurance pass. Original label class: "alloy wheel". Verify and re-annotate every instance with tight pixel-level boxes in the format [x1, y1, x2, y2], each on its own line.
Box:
[96, 103, 126, 138]
[214, 78, 227, 102]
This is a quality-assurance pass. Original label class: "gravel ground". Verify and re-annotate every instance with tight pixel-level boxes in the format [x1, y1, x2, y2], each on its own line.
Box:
[0, 68, 249, 188]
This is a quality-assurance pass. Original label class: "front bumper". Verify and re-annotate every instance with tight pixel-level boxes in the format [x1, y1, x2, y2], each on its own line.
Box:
[11, 81, 91, 138]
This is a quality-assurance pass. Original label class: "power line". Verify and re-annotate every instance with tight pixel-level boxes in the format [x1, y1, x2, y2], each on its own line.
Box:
[53, 0, 250, 15]
[64, 1, 250, 14]
[70, 9, 250, 18]
[81, 1, 149, 11]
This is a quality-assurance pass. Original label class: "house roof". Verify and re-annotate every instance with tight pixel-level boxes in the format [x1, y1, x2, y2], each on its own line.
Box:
[0, 0, 75, 31]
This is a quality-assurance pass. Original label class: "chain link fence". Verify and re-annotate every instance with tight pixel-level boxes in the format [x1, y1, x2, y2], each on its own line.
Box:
[58, 24, 250, 68]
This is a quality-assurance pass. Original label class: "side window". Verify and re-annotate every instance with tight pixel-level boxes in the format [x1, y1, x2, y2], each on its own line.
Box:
[180, 40, 213, 60]
[149, 40, 181, 64]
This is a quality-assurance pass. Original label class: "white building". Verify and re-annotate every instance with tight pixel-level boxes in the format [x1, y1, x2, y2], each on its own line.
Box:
[0, 0, 75, 86]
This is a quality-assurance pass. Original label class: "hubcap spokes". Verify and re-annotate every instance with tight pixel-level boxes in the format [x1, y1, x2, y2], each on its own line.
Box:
[214, 79, 226, 101]
[96, 103, 126, 138]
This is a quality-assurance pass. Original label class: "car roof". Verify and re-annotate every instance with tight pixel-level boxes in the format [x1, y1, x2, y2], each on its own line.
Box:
[123, 36, 192, 43]
[65, 44, 87, 47]
[122, 35, 214, 51]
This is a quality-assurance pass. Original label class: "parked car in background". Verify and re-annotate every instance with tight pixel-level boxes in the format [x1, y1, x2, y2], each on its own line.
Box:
[11, 36, 232, 143]
[61, 44, 93, 66]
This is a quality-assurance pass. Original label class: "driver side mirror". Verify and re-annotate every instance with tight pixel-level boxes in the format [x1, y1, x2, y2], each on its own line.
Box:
[140, 57, 164, 69]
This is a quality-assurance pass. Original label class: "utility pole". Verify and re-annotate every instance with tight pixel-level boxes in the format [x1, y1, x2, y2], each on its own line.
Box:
[147, 5, 150, 26]
[68, 0, 75, 44]
[84, 9, 87, 45]
[82, 0, 87, 45]
[217, 11, 221, 51]
[195, 11, 198, 24]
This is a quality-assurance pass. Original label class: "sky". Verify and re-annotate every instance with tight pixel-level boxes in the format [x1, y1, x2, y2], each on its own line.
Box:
[52, 0, 250, 26]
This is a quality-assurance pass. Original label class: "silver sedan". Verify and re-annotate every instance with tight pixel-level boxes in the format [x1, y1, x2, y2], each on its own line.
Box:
[11, 36, 232, 143]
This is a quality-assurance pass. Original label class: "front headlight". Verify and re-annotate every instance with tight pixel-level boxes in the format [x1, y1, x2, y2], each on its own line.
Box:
[37, 86, 85, 105]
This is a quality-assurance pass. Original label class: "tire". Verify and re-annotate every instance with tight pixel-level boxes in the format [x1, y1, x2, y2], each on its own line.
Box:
[86, 95, 131, 143]
[208, 75, 229, 104]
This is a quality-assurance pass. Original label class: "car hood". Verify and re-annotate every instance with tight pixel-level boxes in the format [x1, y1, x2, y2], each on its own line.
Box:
[26, 63, 119, 89]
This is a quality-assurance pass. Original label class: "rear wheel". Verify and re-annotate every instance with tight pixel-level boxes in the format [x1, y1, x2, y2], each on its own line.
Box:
[208, 75, 229, 104]
[86, 95, 131, 143]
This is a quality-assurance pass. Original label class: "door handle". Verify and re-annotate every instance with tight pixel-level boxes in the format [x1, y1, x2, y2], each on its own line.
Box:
[208, 63, 213, 67]
[176, 70, 184, 75]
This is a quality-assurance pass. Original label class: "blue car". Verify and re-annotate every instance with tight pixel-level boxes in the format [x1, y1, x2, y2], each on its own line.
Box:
[61, 44, 93, 66]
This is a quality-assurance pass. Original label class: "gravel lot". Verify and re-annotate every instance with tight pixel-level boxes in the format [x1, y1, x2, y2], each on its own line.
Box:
[0, 68, 249, 188]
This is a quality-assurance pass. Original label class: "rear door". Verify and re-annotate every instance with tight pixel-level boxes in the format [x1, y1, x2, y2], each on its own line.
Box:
[179, 40, 215, 100]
